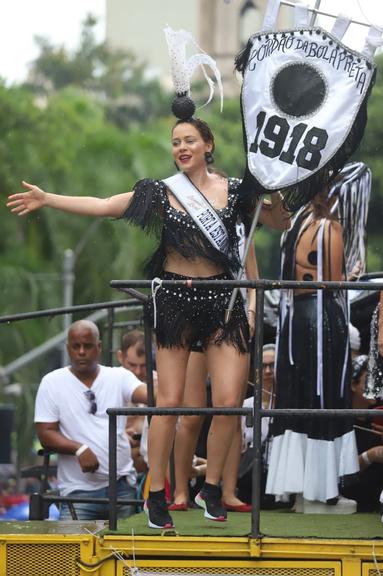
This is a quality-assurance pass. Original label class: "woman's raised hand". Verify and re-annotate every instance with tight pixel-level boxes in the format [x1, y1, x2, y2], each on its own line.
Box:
[7, 181, 46, 216]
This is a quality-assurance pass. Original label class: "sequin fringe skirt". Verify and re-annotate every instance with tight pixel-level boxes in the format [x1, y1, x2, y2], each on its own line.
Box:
[366, 303, 383, 399]
[147, 271, 249, 354]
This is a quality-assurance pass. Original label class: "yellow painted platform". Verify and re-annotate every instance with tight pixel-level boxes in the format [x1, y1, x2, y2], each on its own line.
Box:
[1, 519, 383, 576]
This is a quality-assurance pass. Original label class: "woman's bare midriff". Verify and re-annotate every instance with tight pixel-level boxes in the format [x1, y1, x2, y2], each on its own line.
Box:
[164, 251, 224, 278]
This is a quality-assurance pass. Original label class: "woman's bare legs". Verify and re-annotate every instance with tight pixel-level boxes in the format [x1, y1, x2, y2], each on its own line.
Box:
[148, 346, 190, 491]
[205, 343, 249, 485]
[222, 354, 250, 506]
[172, 352, 207, 505]
[222, 423, 245, 505]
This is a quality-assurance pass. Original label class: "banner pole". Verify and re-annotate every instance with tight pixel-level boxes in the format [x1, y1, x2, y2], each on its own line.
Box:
[225, 194, 264, 324]
[310, 0, 322, 27]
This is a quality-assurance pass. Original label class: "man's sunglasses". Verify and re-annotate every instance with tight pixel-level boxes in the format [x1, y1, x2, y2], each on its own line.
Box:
[84, 389, 97, 415]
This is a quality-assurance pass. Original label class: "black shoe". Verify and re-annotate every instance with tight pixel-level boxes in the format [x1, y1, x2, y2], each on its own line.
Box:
[195, 485, 227, 522]
[144, 498, 174, 529]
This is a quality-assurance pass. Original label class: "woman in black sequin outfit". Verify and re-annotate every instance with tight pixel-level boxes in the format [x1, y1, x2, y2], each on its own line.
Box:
[7, 117, 290, 528]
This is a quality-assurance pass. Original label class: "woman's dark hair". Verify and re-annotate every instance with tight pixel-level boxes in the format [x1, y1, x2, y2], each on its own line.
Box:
[172, 117, 215, 154]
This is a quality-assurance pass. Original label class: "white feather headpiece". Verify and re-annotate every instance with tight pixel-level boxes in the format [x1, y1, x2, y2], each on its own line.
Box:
[164, 26, 223, 119]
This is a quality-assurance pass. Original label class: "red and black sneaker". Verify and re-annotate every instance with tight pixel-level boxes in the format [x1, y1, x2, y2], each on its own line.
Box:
[195, 484, 227, 522]
[144, 497, 174, 529]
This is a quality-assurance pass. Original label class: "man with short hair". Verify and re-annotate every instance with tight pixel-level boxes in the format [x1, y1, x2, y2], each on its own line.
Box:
[34, 320, 148, 520]
[117, 329, 148, 381]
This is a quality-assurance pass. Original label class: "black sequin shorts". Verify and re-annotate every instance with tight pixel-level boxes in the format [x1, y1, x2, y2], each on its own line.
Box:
[147, 271, 250, 354]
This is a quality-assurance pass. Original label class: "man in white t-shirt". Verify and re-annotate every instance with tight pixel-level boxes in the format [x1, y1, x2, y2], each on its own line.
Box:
[34, 319, 148, 521]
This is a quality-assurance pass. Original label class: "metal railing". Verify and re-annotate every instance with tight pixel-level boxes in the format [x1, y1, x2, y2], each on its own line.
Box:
[0, 297, 148, 519]
[1, 278, 383, 535]
[108, 277, 383, 535]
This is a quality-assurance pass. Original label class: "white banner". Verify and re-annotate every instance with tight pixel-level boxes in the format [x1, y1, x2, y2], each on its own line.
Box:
[241, 27, 375, 190]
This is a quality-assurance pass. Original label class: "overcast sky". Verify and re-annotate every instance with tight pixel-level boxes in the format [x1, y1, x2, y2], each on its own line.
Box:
[0, 0, 381, 84]
[0, 0, 105, 84]
[316, 0, 383, 52]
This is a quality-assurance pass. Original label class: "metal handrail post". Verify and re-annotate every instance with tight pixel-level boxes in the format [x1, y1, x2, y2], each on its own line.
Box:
[108, 412, 118, 530]
[251, 283, 264, 538]
[309, 0, 321, 27]
[143, 305, 155, 410]
[106, 307, 115, 366]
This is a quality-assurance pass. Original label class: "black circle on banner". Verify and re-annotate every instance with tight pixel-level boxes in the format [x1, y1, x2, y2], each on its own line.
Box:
[272, 63, 327, 117]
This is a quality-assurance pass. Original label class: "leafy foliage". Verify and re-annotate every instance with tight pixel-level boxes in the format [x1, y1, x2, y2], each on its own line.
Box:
[358, 55, 383, 271]
[26, 15, 170, 128]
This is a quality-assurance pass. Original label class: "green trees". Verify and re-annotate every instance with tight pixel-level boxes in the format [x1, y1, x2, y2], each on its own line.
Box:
[358, 56, 383, 272]
[0, 37, 174, 465]
[26, 15, 170, 127]
[0, 87, 169, 369]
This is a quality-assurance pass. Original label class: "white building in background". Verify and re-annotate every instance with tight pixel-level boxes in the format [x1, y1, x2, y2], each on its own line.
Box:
[106, 0, 292, 95]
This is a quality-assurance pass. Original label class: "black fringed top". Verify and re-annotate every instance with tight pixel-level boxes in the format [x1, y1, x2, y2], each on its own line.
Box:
[121, 177, 255, 278]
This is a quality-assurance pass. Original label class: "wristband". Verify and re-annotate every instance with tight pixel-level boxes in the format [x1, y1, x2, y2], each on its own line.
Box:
[361, 451, 371, 466]
[75, 444, 89, 457]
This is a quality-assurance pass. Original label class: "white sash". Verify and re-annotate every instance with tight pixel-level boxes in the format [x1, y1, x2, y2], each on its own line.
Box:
[162, 173, 229, 255]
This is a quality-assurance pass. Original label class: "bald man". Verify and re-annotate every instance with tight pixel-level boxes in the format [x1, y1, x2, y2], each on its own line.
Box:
[34, 320, 148, 521]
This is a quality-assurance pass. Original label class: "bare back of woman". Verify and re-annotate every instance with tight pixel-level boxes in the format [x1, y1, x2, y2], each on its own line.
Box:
[294, 215, 344, 296]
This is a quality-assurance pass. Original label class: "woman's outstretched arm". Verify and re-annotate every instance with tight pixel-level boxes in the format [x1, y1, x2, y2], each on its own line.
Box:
[7, 181, 134, 218]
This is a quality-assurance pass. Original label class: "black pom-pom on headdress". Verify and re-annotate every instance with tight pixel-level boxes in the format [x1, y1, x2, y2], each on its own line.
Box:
[171, 92, 196, 120]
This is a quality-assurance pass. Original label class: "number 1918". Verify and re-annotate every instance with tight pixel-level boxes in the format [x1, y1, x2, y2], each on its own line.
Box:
[250, 111, 328, 172]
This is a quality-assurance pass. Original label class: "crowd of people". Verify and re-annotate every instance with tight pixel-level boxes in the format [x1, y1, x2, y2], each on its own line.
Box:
[28, 288, 383, 525]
